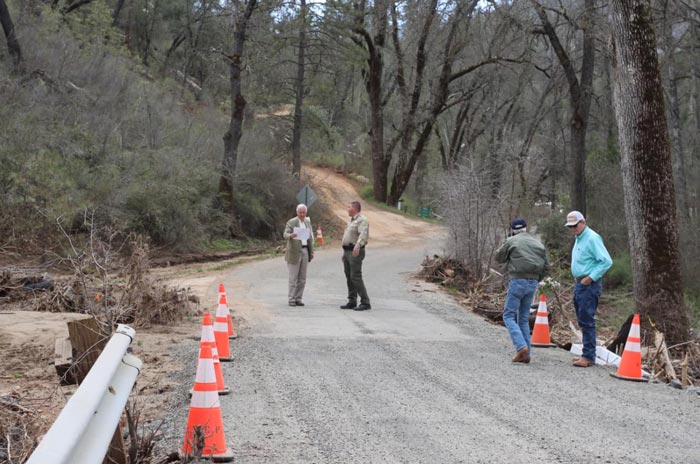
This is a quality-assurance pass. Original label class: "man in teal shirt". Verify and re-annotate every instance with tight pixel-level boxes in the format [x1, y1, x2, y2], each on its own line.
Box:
[565, 211, 613, 367]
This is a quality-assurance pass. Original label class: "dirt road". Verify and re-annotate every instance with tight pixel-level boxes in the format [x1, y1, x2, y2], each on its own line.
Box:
[303, 166, 440, 247]
[161, 169, 700, 463]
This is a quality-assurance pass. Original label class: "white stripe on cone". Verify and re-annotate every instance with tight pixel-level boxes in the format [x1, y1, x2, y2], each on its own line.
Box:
[213, 321, 228, 331]
[191, 390, 220, 409]
[195, 359, 217, 383]
[625, 341, 641, 352]
[629, 321, 640, 338]
[202, 324, 215, 343]
[216, 299, 229, 321]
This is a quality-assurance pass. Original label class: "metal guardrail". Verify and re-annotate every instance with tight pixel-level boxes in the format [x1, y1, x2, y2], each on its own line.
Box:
[27, 324, 143, 464]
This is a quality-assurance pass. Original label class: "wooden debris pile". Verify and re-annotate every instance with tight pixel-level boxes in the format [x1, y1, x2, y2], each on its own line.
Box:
[0, 394, 48, 464]
[646, 332, 700, 386]
[2, 239, 197, 327]
[468, 291, 506, 326]
[34, 278, 91, 313]
[119, 239, 198, 326]
[418, 255, 478, 291]
[0, 269, 54, 303]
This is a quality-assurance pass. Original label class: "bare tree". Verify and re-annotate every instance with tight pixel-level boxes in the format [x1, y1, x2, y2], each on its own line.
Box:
[610, 0, 690, 342]
[291, 0, 307, 177]
[220, 0, 258, 233]
[530, 0, 595, 215]
[386, 0, 498, 206]
[352, 0, 389, 202]
[661, 0, 690, 219]
[0, 0, 21, 69]
[61, 0, 97, 14]
[141, 0, 161, 67]
[112, 0, 127, 25]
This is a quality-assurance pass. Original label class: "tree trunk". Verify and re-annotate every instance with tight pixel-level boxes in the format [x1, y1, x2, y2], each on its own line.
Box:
[0, 0, 21, 69]
[386, 0, 438, 206]
[663, 5, 690, 220]
[112, 0, 126, 25]
[141, 0, 160, 67]
[220, 0, 257, 230]
[386, 1, 481, 206]
[362, 0, 388, 202]
[531, 0, 595, 215]
[291, 0, 307, 177]
[691, 13, 700, 218]
[610, 0, 690, 343]
[62, 0, 96, 15]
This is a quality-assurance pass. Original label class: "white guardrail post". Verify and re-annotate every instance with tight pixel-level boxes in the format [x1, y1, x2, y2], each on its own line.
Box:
[27, 324, 143, 464]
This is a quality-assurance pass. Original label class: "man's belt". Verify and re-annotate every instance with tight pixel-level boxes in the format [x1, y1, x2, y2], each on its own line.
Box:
[342, 244, 365, 251]
[301, 245, 308, 248]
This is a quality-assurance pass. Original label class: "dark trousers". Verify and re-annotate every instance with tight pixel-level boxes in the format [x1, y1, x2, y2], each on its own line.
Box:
[573, 280, 602, 362]
[342, 248, 370, 305]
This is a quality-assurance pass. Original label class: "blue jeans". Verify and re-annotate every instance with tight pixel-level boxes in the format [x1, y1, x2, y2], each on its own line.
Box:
[503, 279, 538, 352]
[573, 280, 602, 362]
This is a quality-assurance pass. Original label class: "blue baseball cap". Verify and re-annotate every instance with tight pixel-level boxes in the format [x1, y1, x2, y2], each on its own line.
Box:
[511, 218, 527, 231]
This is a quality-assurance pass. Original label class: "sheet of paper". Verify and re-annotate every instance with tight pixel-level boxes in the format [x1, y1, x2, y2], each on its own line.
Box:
[293, 227, 310, 241]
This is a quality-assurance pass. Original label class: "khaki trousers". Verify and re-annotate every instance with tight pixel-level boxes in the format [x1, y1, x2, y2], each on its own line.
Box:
[288, 247, 309, 303]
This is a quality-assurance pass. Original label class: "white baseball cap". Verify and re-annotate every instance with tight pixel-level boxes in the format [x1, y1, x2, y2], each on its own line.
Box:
[565, 211, 585, 227]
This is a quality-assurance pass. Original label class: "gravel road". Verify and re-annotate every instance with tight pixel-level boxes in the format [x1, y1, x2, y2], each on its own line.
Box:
[164, 242, 700, 464]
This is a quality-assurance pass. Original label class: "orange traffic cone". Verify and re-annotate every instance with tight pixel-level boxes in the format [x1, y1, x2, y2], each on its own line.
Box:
[218, 283, 237, 339]
[316, 226, 324, 245]
[214, 295, 232, 361]
[181, 344, 233, 461]
[531, 294, 555, 347]
[197, 312, 230, 395]
[611, 313, 646, 382]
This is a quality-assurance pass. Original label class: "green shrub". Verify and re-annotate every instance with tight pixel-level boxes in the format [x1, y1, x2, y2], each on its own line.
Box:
[605, 253, 633, 290]
[232, 155, 301, 240]
[685, 292, 700, 332]
[398, 195, 420, 216]
[359, 185, 373, 200]
[537, 213, 571, 257]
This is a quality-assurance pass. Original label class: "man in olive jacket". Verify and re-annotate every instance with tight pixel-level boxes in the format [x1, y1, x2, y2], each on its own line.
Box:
[283, 204, 314, 306]
[495, 218, 549, 364]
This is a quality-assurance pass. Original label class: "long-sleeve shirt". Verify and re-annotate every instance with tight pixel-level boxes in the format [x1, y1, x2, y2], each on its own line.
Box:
[495, 232, 549, 280]
[571, 226, 613, 282]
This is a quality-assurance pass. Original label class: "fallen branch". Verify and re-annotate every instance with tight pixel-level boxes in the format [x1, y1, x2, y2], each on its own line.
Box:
[681, 352, 690, 387]
[653, 331, 677, 381]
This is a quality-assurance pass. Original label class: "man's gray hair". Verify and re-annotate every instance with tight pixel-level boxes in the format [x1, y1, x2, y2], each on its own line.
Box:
[512, 227, 527, 235]
[296, 203, 308, 212]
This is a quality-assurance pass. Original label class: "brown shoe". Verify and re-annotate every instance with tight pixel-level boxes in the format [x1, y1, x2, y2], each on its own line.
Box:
[512, 347, 530, 364]
[573, 358, 594, 367]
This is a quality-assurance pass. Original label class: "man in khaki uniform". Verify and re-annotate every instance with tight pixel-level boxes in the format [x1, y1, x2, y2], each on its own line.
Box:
[340, 201, 371, 311]
[283, 204, 314, 306]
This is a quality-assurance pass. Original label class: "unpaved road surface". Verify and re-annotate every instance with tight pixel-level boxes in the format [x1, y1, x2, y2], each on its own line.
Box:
[165, 169, 700, 463]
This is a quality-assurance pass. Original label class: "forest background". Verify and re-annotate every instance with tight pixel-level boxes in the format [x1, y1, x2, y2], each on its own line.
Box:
[1, 0, 700, 341]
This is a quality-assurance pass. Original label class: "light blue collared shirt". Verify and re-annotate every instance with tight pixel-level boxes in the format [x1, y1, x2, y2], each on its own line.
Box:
[571, 226, 613, 282]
